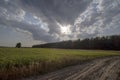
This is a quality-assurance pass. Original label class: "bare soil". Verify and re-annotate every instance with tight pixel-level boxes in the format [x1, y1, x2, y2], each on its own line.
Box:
[21, 56, 120, 80]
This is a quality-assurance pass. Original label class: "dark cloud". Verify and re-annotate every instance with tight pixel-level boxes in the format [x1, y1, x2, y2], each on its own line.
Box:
[0, 0, 120, 44]
[19, 0, 92, 24]
[0, 17, 59, 42]
[74, 0, 120, 39]
[18, 0, 92, 36]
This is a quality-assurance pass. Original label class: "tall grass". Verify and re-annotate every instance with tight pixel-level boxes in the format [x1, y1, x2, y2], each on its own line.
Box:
[0, 48, 119, 80]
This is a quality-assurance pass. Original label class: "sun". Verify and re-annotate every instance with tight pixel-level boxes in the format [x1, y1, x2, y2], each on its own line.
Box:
[60, 25, 71, 34]
[56, 22, 71, 34]
[61, 27, 68, 34]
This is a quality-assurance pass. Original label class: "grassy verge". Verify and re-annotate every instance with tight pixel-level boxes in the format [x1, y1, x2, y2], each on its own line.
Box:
[0, 48, 119, 80]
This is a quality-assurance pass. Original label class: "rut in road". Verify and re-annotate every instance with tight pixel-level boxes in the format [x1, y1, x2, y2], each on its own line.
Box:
[22, 56, 120, 80]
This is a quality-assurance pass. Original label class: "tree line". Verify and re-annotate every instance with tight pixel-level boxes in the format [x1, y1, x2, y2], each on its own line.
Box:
[32, 35, 120, 50]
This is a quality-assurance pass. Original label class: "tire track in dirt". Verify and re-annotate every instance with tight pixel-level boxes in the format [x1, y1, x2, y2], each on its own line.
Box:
[75, 58, 120, 80]
[65, 58, 112, 80]
[21, 56, 120, 80]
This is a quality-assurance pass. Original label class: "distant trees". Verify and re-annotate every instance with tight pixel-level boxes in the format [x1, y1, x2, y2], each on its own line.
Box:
[32, 35, 120, 50]
[16, 42, 21, 48]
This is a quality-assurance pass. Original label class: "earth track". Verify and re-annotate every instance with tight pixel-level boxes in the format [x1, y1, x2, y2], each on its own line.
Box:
[22, 56, 120, 80]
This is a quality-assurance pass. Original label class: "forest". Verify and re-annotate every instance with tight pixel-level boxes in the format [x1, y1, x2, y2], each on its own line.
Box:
[32, 35, 120, 50]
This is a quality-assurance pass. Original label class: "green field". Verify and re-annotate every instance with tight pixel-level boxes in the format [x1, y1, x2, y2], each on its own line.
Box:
[0, 48, 120, 80]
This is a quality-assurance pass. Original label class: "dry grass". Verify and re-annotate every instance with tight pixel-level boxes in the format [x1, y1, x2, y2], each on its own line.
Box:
[0, 57, 87, 80]
[0, 48, 119, 80]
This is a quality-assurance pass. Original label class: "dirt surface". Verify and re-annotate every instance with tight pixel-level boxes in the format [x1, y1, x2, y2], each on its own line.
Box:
[22, 56, 120, 80]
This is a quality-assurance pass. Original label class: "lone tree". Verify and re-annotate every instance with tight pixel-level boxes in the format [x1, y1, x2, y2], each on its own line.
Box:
[16, 42, 21, 48]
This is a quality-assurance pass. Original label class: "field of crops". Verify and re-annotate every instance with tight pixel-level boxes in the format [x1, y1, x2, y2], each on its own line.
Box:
[0, 48, 119, 80]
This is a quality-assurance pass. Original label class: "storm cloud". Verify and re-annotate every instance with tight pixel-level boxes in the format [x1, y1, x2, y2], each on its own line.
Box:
[0, 0, 120, 46]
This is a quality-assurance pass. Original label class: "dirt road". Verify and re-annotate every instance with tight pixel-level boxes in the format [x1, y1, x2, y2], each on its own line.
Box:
[22, 56, 120, 80]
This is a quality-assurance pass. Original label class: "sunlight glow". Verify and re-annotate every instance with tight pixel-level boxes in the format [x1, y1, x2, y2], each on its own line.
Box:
[61, 26, 69, 34]
[56, 22, 71, 35]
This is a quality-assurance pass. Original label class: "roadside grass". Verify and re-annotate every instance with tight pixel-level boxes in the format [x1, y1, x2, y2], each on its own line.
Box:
[0, 48, 119, 80]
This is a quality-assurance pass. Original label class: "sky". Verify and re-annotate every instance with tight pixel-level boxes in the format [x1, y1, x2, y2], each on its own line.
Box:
[0, 0, 120, 47]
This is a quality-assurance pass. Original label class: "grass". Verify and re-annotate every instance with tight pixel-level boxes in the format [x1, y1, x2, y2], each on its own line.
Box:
[0, 48, 119, 80]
